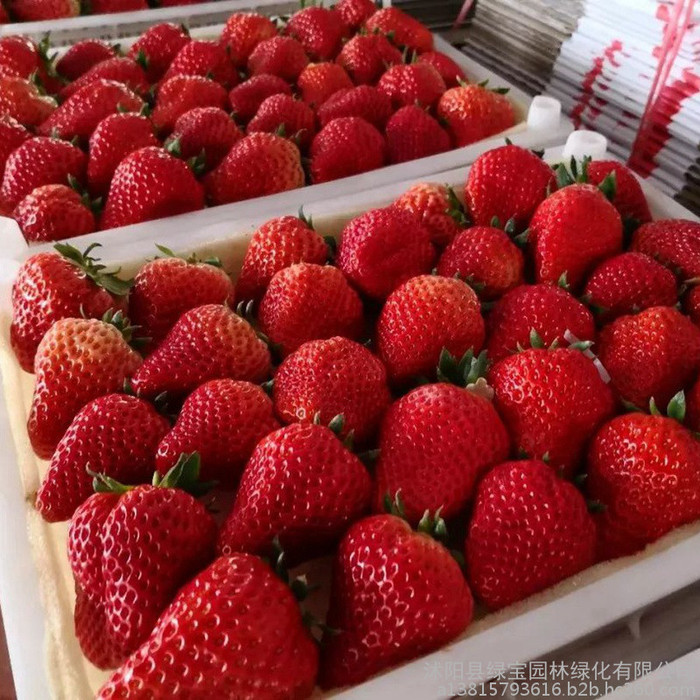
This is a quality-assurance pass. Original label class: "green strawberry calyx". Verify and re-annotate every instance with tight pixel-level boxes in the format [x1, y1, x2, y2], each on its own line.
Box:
[54, 242, 132, 297]
[437, 347, 488, 386]
[650, 391, 686, 423]
[554, 156, 617, 203]
[101, 308, 149, 350]
[154, 243, 223, 268]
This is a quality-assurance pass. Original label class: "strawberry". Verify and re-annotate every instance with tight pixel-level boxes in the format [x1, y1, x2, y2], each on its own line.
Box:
[321, 512, 472, 688]
[167, 106, 242, 171]
[220, 12, 277, 66]
[296, 61, 353, 108]
[377, 62, 446, 109]
[56, 40, 117, 81]
[384, 105, 451, 164]
[374, 383, 510, 522]
[228, 73, 292, 123]
[13, 184, 96, 243]
[486, 284, 596, 365]
[0, 2, 6, 21]
[87, 112, 159, 196]
[0, 36, 43, 80]
[273, 336, 391, 444]
[259, 262, 364, 356]
[583, 252, 678, 321]
[0, 115, 30, 179]
[310, 116, 385, 184]
[587, 160, 652, 226]
[335, 0, 377, 31]
[465, 144, 556, 229]
[10, 244, 130, 373]
[36, 394, 169, 522]
[235, 215, 328, 303]
[59, 57, 149, 99]
[377, 275, 485, 384]
[489, 347, 616, 476]
[156, 380, 280, 485]
[417, 50, 466, 87]
[89, 0, 147, 12]
[128, 251, 235, 349]
[10, 0, 78, 21]
[685, 284, 700, 326]
[686, 377, 700, 431]
[598, 306, 700, 409]
[247, 94, 316, 151]
[204, 132, 304, 205]
[336, 33, 402, 85]
[27, 311, 143, 459]
[74, 585, 122, 670]
[151, 75, 228, 134]
[0, 77, 56, 127]
[631, 219, 700, 279]
[437, 225, 525, 300]
[466, 459, 596, 609]
[38, 79, 144, 142]
[0, 136, 86, 209]
[317, 85, 392, 129]
[337, 206, 436, 300]
[162, 39, 239, 88]
[393, 182, 465, 248]
[530, 184, 623, 289]
[130, 304, 271, 400]
[364, 7, 434, 54]
[96, 554, 319, 699]
[285, 5, 347, 61]
[219, 422, 372, 561]
[437, 83, 516, 147]
[588, 396, 700, 559]
[127, 23, 190, 82]
[247, 36, 310, 82]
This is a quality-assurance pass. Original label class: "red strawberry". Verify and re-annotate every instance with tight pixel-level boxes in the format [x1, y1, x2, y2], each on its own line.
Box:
[100, 146, 203, 230]
[285, 5, 347, 61]
[337, 206, 436, 300]
[247, 94, 316, 151]
[88, 0, 147, 12]
[27, 311, 143, 459]
[583, 252, 678, 321]
[631, 219, 700, 279]
[235, 215, 328, 303]
[151, 75, 228, 134]
[96, 554, 319, 699]
[377, 275, 485, 384]
[156, 380, 280, 485]
[686, 376, 700, 430]
[10, 244, 130, 373]
[310, 116, 385, 183]
[10, 0, 78, 20]
[38, 79, 144, 142]
[228, 73, 292, 123]
[59, 57, 149, 99]
[377, 62, 446, 109]
[162, 39, 239, 88]
[36, 394, 169, 522]
[588, 399, 700, 559]
[219, 422, 372, 561]
[437, 84, 516, 147]
[13, 184, 96, 243]
[437, 225, 525, 299]
[56, 40, 116, 80]
[273, 336, 391, 444]
[247, 36, 310, 82]
[130, 304, 271, 399]
[0, 136, 86, 209]
[393, 182, 465, 248]
[0, 77, 56, 127]
[364, 7, 434, 53]
[335, 0, 377, 31]
[167, 106, 242, 171]
[598, 306, 700, 409]
[259, 262, 364, 356]
[587, 160, 652, 225]
[204, 132, 304, 205]
[489, 347, 616, 476]
[0, 115, 30, 179]
[466, 459, 596, 609]
[0, 36, 42, 79]
[374, 383, 510, 522]
[465, 144, 556, 229]
[127, 23, 190, 82]
[220, 12, 277, 66]
[74, 584, 122, 670]
[321, 512, 472, 688]
[385, 105, 451, 164]
[128, 251, 234, 349]
[685, 284, 700, 326]
[317, 85, 392, 129]
[418, 50, 466, 87]
[0, 2, 7, 21]
[530, 184, 623, 289]
[87, 112, 159, 196]
[336, 33, 402, 85]
[297, 61, 353, 108]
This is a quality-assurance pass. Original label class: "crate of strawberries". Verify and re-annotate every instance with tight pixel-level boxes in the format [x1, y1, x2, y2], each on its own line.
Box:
[0, 134, 699, 698]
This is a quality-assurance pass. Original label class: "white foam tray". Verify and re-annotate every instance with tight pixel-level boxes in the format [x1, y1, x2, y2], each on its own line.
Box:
[2, 132, 699, 700]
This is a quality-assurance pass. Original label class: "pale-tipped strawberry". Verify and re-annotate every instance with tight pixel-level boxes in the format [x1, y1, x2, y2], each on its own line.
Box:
[127, 23, 190, 82]
[317, 85, 392, 129]
[297, 61, 353, 108]
[587, 160, 651, 226]
[385, 105, 451, 164]
[55, 40, 116, 81]
[285, 5, 347, 61]
[228, 73, 292, 123]
[247, 36, 310, 82]
[364, 6, 434, 53]
[59, 57, 149, 99]
[418, 50, 466, 87]
[247, 94, 316, 151]
[0, 77, 56, 127]
[377, 62, 446, 109]
[0, 115, 31, 179]
[162, 39, 239, 88]
[335, 0, 376, 31]
[631, 219, 700, 279]
[336, 33, 402, 85]
[220, 12, 277, 66]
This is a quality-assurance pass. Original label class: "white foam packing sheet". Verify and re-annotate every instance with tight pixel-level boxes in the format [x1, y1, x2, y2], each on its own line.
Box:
[1, 133, 700, 700]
